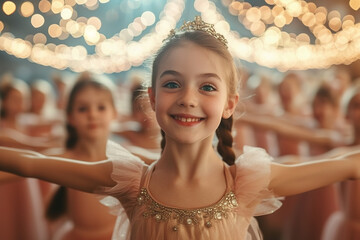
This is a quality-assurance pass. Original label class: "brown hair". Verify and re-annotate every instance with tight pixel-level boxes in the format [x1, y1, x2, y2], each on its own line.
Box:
[313, 85, 339, 108]
[152, 30, 239, 165]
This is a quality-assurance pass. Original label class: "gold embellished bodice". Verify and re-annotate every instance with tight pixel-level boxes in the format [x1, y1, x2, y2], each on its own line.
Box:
[135, 163, 239, 232]
[99, 143, 279, 239]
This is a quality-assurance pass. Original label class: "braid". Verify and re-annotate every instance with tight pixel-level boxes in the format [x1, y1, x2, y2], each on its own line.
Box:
[160, 129, 166, 153]
[216, 116, 235, 165]
[65, 124, 77, 149]
[45, 186, 67, 220]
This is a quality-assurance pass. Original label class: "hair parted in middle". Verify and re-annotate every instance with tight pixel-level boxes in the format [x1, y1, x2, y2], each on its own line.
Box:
[150, 18, 240, 165]
[65, 75, 116, 149]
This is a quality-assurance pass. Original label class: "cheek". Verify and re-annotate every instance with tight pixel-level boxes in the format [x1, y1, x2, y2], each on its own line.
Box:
[325, 106, 336, 117]
[206, 98, 227, 121]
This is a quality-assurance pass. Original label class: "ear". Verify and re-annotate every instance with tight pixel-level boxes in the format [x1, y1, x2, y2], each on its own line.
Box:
[222, 94, 239, 119]
[148, 87, 156, 111]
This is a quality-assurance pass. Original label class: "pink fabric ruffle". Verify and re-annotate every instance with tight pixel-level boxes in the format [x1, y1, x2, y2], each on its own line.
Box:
[234, 146, 282, 216]
[95, 141, 145, 215]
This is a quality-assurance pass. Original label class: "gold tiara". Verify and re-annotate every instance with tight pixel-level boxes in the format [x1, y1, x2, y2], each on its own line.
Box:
[165, 16, 228, 48]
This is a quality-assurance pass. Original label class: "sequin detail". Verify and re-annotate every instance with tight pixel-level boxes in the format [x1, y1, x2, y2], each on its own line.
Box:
[137, 187, 238, 230]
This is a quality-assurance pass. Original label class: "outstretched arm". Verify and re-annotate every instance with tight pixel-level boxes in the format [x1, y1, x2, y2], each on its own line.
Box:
[238, 113, 345, 147]
[0, 146, 116, 193]
[269, 150, 360, 197]
[0, 172, 22, 184]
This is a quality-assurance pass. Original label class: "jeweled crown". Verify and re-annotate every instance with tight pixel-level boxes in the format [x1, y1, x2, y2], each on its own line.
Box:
[165, 16, 228, 48]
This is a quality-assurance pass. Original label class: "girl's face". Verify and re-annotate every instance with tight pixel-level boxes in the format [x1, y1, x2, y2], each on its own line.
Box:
[31, 89, 46, 114]
[133, 97, 159, 131]
[3, 89, 25, 117]
[149, 42, 237, 144]
[68, 87, 117, 140]
[312, 98, 338, 128]
[347, 93, 360, 130]
[279, 79, 299, 109]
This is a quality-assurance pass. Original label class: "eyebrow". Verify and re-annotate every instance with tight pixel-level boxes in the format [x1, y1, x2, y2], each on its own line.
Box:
[159, 70, 222, 81]
[159, 70, 181, 78]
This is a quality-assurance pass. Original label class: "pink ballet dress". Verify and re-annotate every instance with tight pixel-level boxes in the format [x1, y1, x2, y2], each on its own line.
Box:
[321, 180, 360, 240]
[96, 141, 282, 240]
[0, 178, 49, 240]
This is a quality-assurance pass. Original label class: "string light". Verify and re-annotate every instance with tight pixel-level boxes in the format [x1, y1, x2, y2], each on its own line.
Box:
[196, 0, 360, 71]
[31, 14, 45, 28]
[3, 1, 16, 15]
[1, 0, 360, 73]
[20, 2, 34, 18]
[0, 0, 185, 73]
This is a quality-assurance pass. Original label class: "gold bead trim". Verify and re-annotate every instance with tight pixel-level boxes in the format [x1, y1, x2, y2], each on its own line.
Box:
[137, 187, 238, 231]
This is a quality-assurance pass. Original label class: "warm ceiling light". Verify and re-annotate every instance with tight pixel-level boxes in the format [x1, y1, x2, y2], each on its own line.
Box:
[51, 0, 64, 14]
[3, 1, 16, 15]
[349, 0, 360, 10]
[65, 0, 76, 6]
[87, 16, 101, 30]
[39, 0, 51, 13]
[31, 14, 45, 28]
[48, 24, 62, 38]
[76, 0, 87, 4]
[21, 2, 34, 17]
[33, 33, 47, 44]
[0, 21, 4, 32]
[61, 6, 73, 19]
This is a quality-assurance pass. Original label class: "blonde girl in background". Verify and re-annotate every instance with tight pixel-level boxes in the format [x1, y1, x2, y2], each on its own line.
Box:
[45, 76, 118, 240]
[0, 17, 360, 240]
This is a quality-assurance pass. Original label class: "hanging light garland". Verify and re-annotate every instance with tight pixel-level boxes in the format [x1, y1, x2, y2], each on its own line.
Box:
[1, 0, 360, 72]
[196, 0, 360, 71]
[0, 0, 185, 73]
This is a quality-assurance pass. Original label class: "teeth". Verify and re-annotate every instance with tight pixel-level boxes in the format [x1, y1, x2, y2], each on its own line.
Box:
[174, 116, 200, 122]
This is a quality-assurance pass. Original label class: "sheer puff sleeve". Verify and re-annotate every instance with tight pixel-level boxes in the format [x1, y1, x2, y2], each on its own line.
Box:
[234, 146, 282, 217]
[94, 140, 146, 216]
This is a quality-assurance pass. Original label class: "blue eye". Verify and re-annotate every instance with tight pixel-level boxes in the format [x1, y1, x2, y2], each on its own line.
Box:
[200, 84, 216, 92]
[163, 82, 180, 89]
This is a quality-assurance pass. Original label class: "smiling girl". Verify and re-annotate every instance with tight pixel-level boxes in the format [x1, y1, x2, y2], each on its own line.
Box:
[0, 17, 360, 240]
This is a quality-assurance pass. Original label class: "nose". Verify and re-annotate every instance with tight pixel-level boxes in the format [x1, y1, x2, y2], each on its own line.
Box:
[88, 106, 98, 119]
[177, 86, 198, 108]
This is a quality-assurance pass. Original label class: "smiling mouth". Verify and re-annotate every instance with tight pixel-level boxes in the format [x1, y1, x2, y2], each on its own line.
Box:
[172, 115, 204, 123]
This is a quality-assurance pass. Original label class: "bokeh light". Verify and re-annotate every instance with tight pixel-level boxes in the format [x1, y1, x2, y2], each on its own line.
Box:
[31, 14, 45, 28]
[20, 2, 34, 18]
[48, 24, 62, 38]
[3, 1, 16, 15]
[1, 0, 360, 73]
[39, 0, 51, 13]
